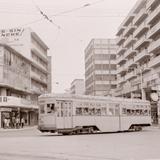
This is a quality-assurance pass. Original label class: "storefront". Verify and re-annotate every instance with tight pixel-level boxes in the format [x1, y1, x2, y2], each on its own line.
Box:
[0, 107, 38, 129]
[0, 96, 38, 129]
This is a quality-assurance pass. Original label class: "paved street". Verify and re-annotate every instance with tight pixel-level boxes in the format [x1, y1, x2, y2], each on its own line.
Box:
[0, 126, 160, 160]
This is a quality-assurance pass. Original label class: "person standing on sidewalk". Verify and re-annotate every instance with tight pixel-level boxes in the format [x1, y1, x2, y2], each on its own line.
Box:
[21, 117, 25, 128]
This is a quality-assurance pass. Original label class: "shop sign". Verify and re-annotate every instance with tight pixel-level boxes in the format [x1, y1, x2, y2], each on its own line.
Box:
[0, 108, 12, 112]
[0, 28, 24, 42]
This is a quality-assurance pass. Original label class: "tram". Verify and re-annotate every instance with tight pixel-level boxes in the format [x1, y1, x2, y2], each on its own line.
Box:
[38, 93, 151, 134]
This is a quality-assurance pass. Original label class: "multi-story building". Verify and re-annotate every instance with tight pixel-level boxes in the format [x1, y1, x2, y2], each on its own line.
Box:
[70, 79, 85, 95]
[85, 39, 117, 96]
[114, 0, 160, 124]
[0, 28, 51, 128]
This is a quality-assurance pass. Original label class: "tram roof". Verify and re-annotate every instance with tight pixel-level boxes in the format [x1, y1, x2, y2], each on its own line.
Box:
[39, 93, 150, 104]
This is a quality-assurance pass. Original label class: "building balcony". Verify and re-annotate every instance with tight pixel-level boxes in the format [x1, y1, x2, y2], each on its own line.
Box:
[134, 49, 150, 63]
[94, 70, 116, 75]
[124, 85, 139, 94]
[31, 71, 47, 85]
[95, 81, 116, 85]
[131, 77, 141, 86]
[116, 55, 126, 65]
[148, 38, 160, 53]
[134, 35, 151, 50]
[133, 8, 148, 26]
[0, 96, 38, 109]
[117, 76, 126, 84]
[124, 47, 137, 59]
[136, 64, 151, 75]
[125, 71, 137, 81]
[123, 23, 137, 37]
[116, 35, 126, 45]
[31, 43, 48, 62]
[147, 20, 160, 39]
[133, 22, 150, 38]
[125, 58, 137, 69]
[32, 58, 48, 74]
[117, 65, 126, 74]
[146, 0, 159, 9]
[123, 35, 137, 48]
[148, 55, 160, 68]
[147, 4, 160, 24]
[117, 45, 127, 55]
[94, 60, 116, 65]
[116, 26, 126, 36]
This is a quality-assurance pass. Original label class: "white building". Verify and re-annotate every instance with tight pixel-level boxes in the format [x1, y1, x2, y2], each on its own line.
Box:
[115, 0, 160, 124]
[0, 28, 51, 128]
[85, 39, 117, 96]
[70, 79, 85, 95]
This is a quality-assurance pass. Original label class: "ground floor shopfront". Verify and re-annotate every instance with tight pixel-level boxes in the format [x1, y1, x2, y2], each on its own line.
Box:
[0, 107, 38, 129]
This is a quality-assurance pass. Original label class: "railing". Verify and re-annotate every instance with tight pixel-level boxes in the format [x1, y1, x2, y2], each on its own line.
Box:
[133, 8, 147, 25]
[148, 38, 160, 53]
[147, 3, 160, 24]
[147, 20, 160, 38]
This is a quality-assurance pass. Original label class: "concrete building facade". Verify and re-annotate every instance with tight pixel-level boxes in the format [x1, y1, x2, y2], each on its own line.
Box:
[0, 28, 51, 128]
[70, 79, 85, 95]
[114, 0, 160, 124]
[85, 39, 117, 96]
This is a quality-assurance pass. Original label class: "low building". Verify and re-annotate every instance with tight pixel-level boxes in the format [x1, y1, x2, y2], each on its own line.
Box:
[0, 27, 51, 128]
[70, 79, 85, 95]
[0, 44, 38, 128]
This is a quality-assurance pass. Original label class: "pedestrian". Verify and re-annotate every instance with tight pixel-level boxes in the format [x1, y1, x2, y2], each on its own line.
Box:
[15, 117, 20, 129]
[3, 118, 7, 129]
[21, 117, 25, 128]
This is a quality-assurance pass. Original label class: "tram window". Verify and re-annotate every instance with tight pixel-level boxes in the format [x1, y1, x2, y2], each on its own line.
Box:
[115, 108, 119, 116]
[76, 108, 82, 115]
[47, 104, 55, 113]
[122, 108, 126, 114]
[68, 110, 71, 117]
[109, 108, 114, 116]
[88, 108, 95, 115]
[101, 107, 107, 115]
[65, 110, 68, 116]
[39, 105, 45, 114]
[143, 109, 148, 116]
[61, 110, 64, 117]
[84, 108, 89, 115]
[126, 109, 131, 115]
[95, 108, 101, 116]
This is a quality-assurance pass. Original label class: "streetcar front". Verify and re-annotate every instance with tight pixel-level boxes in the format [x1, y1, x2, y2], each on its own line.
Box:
[38, 97, 57, 133]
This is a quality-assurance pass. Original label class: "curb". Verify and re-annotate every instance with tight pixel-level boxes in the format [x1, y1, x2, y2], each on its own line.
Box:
[0, 126, 37, 132]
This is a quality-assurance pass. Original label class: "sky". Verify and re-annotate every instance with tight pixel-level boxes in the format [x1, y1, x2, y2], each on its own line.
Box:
[0, 0, 137, 93]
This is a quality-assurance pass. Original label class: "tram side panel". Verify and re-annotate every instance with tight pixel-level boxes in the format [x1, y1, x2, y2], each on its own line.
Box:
[119, 106, 152, 131]
[73, 116, 120, 132]
[120, 116, 151, 131]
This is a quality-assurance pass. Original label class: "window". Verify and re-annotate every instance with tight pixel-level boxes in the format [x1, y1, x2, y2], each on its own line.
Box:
[109, 108, 114, 115]
[101, 107, 107, 115]
[40, 105, 45, 114]
[47, 103, 55, 113]
[122, 108, 127, 115]
[115, 105, 119, 116]
[76, 108, 82, 115]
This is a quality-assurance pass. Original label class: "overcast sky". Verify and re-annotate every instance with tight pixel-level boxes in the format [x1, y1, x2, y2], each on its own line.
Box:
[0, 0, 137, 93]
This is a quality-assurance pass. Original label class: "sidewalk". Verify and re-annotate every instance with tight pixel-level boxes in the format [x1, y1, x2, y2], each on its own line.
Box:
[0, 126, 37, 132]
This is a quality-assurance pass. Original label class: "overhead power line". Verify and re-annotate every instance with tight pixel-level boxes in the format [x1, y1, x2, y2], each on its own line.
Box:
[31, 0, 61, 29]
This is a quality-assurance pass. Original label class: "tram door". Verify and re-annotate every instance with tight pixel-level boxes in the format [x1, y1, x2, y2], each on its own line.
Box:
[57, 100, 73, 129]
